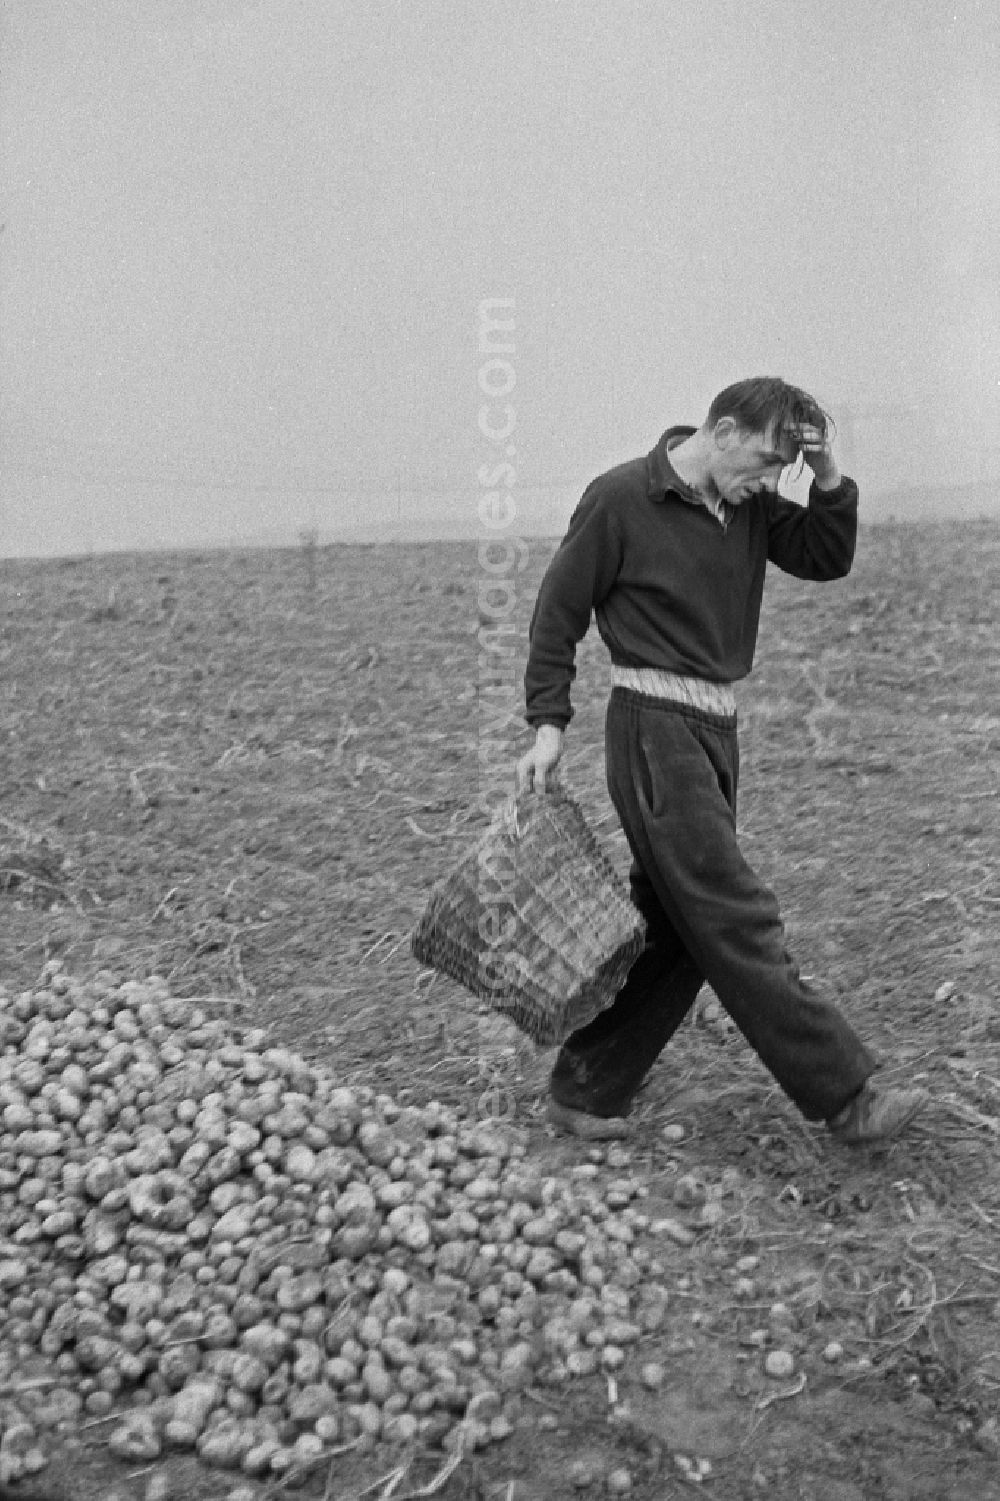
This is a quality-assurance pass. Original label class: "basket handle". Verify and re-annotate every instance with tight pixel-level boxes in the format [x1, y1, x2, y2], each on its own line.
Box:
[505, 780, 566, 837]
[501, 794, 523, 841]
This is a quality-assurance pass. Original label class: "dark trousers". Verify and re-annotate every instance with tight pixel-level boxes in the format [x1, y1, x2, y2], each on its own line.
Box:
[550, 689, 877, 1122]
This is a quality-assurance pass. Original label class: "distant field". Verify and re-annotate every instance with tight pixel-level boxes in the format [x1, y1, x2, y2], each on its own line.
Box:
[2, 476, 997, 558]
[2, 518, 1000, 1498]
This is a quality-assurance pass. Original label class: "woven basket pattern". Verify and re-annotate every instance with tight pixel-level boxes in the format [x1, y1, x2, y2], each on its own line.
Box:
[411, 787, 645, 1046]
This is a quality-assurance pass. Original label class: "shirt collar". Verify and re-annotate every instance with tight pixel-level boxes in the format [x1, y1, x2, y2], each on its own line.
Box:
[646, 426, 733, 527]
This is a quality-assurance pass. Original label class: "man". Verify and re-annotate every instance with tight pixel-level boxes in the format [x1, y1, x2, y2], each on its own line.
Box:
[516, 377, 927, 1147]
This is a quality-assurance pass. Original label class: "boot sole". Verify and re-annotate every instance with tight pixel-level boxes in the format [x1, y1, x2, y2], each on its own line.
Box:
[546, 1100, 633, 1140]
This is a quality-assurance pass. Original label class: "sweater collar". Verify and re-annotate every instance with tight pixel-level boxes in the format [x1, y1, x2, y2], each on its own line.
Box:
[647, 426, 734, 527]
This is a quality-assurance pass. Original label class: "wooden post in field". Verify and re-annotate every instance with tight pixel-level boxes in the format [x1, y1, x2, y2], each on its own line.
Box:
[299, 526, 319, 593]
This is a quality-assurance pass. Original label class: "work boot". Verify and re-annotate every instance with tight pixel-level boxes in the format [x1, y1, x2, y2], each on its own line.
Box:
[547, 1099, 633, 1140]
[827, 1082, 928, 1146]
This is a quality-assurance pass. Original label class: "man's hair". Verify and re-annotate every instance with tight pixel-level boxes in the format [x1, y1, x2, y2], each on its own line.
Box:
[705, 377, 833, 441]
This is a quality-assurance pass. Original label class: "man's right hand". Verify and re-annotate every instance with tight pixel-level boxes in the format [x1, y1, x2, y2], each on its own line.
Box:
[515, 724, 564, 795]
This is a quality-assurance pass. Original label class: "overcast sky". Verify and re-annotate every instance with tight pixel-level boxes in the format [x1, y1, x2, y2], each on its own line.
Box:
[2, 0, 998, 555]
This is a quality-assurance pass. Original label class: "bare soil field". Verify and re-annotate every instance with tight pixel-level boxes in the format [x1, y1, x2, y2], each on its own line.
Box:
[1, 518, 999, 1500]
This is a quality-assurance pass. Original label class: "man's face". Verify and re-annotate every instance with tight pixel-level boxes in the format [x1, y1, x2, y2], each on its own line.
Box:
[710, 419, 802, 505]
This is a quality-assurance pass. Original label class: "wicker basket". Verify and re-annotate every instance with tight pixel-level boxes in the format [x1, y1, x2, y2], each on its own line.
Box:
[411, 787, 646, 1046]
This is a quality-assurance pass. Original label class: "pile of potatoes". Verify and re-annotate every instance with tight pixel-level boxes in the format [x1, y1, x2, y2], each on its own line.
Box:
[0, 964, 668, 1485]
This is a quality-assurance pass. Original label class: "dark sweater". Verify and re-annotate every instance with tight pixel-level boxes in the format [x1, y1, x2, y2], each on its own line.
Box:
[525, 426, 859, 729]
